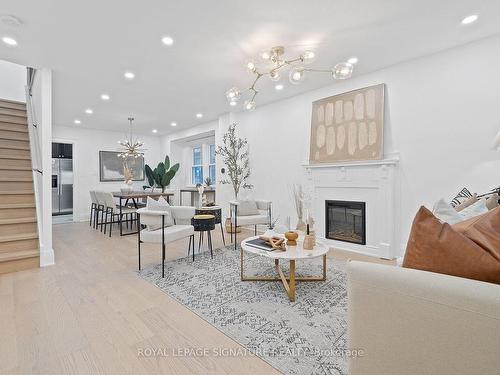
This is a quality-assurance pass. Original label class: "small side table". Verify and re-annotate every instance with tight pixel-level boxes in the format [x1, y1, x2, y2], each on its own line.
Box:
[191, 214, 216, 259]
[195, 206, 225, 246]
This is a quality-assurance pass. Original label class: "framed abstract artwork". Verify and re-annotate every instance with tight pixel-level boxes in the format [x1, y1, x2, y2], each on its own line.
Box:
[99, 151, 145, 182]
[309, 84, 385, 163]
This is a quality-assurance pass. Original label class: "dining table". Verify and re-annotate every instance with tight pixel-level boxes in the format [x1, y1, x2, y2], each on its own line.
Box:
[112, 191, 174, 236]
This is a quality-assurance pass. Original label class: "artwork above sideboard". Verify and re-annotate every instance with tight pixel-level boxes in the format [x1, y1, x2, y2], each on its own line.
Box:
[309, 83, 385, 163]
[99, 151, 145, 182]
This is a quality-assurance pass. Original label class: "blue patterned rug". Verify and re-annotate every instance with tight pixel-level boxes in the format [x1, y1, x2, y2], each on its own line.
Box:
[138, 245, 348, 375]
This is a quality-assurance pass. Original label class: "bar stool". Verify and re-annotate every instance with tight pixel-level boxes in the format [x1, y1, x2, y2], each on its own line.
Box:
[191, 214, 216, 259]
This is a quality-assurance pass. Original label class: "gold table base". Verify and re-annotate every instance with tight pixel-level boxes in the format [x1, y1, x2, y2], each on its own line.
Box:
[240, 248, 327, 302]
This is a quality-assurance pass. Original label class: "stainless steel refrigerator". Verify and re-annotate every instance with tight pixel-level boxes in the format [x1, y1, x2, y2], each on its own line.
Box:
[52, 158, 73, 215]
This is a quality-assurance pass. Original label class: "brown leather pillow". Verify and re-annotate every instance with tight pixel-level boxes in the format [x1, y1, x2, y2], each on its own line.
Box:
[403, 206, 500, 284]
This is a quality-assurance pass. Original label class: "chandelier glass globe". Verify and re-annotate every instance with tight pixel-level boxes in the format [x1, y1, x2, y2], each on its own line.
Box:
[225, 87, 241, 102]
[269, 70, 280, 82]
[244, 100, 256, 110]
[289, 66, 305, 84]
[301, 50, 315, 64]
[332, 62, 353, 79]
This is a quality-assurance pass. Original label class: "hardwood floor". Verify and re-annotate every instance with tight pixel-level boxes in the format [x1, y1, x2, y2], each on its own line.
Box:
[0, 221, 393, 374]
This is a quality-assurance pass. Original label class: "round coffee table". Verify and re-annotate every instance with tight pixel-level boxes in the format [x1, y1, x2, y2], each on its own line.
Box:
[240, 235, 329, 302]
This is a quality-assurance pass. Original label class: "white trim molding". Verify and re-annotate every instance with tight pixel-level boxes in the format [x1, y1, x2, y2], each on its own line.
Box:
[304, 152, 401, 259]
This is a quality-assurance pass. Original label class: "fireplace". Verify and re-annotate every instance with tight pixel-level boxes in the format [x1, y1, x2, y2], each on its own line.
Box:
[325, 200, 366, 245]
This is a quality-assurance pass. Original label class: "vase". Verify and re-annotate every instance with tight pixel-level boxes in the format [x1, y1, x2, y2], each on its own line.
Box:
[296, 218, 306, 232]
[225, 218, 241, 233]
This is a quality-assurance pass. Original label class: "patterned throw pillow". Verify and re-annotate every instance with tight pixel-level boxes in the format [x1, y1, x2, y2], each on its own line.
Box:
[144, 196, 174, 231]
[450, 187, 473, 208]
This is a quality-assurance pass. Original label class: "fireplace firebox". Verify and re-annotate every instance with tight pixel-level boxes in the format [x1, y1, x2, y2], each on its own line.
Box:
[325, 200, 366, 245]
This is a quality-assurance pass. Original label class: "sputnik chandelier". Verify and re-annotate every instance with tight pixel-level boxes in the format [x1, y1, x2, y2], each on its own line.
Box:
[226, 46, 354, 110]
[118, 117, 145, 158]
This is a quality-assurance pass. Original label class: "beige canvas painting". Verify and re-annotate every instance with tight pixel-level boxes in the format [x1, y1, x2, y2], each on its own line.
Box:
[309, 84, 385, 163]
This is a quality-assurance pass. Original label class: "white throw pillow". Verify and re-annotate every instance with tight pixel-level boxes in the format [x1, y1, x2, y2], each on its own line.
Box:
[237, 200, 259, 216]
[145, 196, 174, 231]
[433, 198, 488, 224]
[432, 199, 463, 224]
[459, 198, 488, 219]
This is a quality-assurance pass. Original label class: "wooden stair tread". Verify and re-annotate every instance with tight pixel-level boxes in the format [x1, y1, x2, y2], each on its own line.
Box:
[0, 232, 38, 243]
[0, 166, 32, 171]
[0, 154, 31, 160]
[0, 217, 37, 225]
[0, 144, 30, 151]
[0, 203, 35, 209]
[0, 102, 26, 112]
[0, 177, 33, 182]
[0, 249, 39, 262]
[0, 123, 29, 132]
[0, 108, 27, 118]
[0, 190, 34, 195]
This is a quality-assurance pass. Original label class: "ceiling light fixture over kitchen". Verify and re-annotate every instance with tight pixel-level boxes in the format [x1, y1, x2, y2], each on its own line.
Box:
[226, 46, 354, 110]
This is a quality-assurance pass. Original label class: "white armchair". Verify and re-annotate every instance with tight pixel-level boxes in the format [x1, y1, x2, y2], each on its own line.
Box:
[229, 199, 272, 249]
[137, 205, 195, 277]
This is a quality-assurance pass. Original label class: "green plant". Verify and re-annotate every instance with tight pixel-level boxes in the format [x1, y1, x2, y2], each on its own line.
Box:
[143, 155, 179, 192]
[216, 122, 252, 199]
[204, 177, 212, 186]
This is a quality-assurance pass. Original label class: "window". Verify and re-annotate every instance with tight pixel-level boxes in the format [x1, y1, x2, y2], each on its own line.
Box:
[209, 144, 216, 182]
[190, 143, 216, 186]
[192, 147, 203, 185]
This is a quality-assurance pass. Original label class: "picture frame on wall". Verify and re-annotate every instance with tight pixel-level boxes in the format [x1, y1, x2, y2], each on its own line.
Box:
[99, 151, 145, 182]
[309, 83, 385, 163]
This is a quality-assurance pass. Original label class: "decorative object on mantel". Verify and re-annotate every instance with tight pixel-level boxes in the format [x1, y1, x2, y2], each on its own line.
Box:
[216, 122, 253, 199]
[118, 117, 145, 158]
[226, 46, 354, 110]
[290, 184, 307, 231]
[99, 151, 144, 182]
[309, 83, 385, 163]
[284, 231, 298, 246]
[303, 224, 315, 250]
[143, 155, 179, 193]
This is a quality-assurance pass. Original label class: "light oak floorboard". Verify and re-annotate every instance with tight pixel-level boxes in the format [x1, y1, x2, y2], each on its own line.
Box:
[0, 220, 393, 374]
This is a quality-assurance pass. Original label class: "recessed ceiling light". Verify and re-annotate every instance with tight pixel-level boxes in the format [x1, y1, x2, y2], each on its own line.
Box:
[275, 84, 284, 90]
[1, 36, 17, 46]
[152, 129, 158, 133]
[124, 71, 135, 80]
[74, 119, 81, 124]
[85, 108, 93, 115]
[461, 14, 478, 25]
[171, 122, 177, 127]
[347, 56, 359, 64]
[196, 113, 203, 119]
[100, 94, 110, 101]
[161, 36, 174, 46]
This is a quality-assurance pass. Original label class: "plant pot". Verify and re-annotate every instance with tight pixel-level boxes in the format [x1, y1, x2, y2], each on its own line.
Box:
[225, 218, 241, 233]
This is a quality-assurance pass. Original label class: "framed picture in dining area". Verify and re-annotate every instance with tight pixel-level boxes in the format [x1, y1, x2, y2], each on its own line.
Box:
[99, 151, 145, 182]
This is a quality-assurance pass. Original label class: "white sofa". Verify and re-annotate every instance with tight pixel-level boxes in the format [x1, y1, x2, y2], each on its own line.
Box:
[347, 261, 500, 375]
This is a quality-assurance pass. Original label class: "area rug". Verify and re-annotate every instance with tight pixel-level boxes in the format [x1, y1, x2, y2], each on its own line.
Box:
[138, 245, 348, 375]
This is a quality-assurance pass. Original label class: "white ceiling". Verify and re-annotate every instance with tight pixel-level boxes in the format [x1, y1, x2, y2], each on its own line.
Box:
[1, 0, 499, 135]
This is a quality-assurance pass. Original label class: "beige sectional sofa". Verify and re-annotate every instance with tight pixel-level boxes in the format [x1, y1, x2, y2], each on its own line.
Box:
[347, 261, 500, 375]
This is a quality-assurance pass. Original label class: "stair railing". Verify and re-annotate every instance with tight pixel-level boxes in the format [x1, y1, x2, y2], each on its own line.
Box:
[25, 81, 43, 253]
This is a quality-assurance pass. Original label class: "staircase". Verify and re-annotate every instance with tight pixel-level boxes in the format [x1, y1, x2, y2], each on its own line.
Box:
[0, 99, 39, 274]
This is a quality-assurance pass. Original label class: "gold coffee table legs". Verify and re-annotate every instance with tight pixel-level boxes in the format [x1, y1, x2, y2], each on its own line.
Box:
[240, 248, 327, 302]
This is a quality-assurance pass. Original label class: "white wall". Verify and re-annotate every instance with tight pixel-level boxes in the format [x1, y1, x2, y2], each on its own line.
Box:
[165, 35, 500, 251]
[230, 35, 500, 250]
[0, 59, 26, 102]
[52, 125, 162, 221]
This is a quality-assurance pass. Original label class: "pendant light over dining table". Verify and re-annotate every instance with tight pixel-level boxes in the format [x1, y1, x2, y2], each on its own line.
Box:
[118, 117, 145, 158]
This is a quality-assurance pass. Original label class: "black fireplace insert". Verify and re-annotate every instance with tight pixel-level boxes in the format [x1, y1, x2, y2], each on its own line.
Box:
[325, 200, 366, 245]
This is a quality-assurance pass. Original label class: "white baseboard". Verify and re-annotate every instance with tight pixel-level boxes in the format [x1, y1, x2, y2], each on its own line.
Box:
[40, 245, 55, 267]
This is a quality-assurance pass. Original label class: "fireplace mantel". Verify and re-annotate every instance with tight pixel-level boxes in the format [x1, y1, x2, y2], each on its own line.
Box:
[303, 153, 401, 259]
